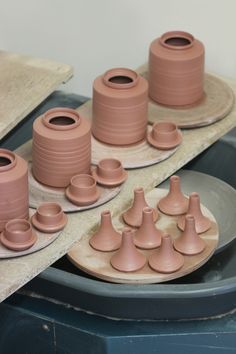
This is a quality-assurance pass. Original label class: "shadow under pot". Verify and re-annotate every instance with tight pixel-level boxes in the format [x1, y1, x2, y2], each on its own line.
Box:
[92, 68, 148, 145]
[31, 202, 68, 233]
[32, 107, 91, 188]
[92, 158, 128, 187]
[0, 149, 29, 232]
[148, 31, 205, 106]
[147, 122, 182, 150]
[66, 174, 100, 206]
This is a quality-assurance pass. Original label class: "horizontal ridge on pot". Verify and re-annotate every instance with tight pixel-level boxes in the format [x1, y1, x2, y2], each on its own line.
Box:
[92, 68, 148, 145]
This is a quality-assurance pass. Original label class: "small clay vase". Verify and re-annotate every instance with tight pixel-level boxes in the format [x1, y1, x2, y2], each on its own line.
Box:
[65, 174, 100, 206]
[92, 68, 148, 145]
[92, 158, 128, 187]
[147, 122, 182, 150]
[32, 107, 91, 187]
[31, 202, 68, 233]
[174, 214, 206, 255]
[0, 219, 37, 251]
[110, 228, 146, 272]
[178, 192, 211, 233]
[149, 234, 184, 273]
[134, 207, 162, 249]
[122, 187, 158, 227]
[0, 149, 29, 232]
[158, 175, 188, 215]
[89, 210, 121, 251]
[149, 31, 205, 106]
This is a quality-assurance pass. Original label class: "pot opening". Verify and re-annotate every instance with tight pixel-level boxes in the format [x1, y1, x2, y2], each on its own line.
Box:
[49, 116, 76, 126]
[0, 157, 11, 167]
[164, 36, 191, 47]
[7, 221, 30, 233]
[72, 175, 95, 188]
[108, 75, 133, 84]
[154, 122, 176, 133]
[38, 203, 61, 216]
[99, 159, 121, 170]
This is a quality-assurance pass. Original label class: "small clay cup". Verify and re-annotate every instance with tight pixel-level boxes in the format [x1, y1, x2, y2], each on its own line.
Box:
[147, 122, 182, 150]
[31, 202, 68, 233]
[66, 174, 100, 206]
[0, 219, 37, 251]
[92, 158, 128, 187]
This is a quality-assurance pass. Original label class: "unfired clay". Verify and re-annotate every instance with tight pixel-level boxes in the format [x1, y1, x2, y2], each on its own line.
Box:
[65, 174, 100, 206]
[147, 122, 182, 150]
[92, 158, 128, 187]
[31, 202, 68, 233]
[0, 219, 36, 251]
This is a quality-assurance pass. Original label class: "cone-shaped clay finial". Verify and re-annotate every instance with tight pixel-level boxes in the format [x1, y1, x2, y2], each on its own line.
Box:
[149, 234, 184, 273]
[174, 214, 206, 255]
[134, 207, 162, 249]
[178, 192, 211, 233]
[89, 210, 121, 251]
[122, 188, 158, 227]
[158, 175, 188, 215]
[110, 228, 146, 272]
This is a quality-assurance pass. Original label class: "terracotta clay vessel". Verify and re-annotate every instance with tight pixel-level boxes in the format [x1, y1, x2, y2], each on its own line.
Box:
[65, 174, 100, 206]
[0, 149, 29, 232]
[158, 175, 188, 215]
[149, 234, 184, 273]
[110, 228, 146, 272]
[123, 187, 158, 227]
[89, 210, 121, 251]
[178, 192, 211, 233]
[134, 207, 162, 249]
[0, 219, 37, 251]
[149, 31, 205, 106]
[32, 107, 91, 187]
[31, 202, 68, 233]
[92, 68, 148, 145]
[147, 122, 182, 150]
[174, 214, 206, 255]
[92, 158, 128, 187]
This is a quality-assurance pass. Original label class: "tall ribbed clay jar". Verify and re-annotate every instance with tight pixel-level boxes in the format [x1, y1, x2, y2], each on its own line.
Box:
[32, 107, 91, 187]
[0, 149, 29, 231]
[149, 31, 205, 106]
[92, 68, 148, 145]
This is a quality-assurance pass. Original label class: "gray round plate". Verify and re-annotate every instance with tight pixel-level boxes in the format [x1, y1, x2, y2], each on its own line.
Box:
[160, 170, 236, 253]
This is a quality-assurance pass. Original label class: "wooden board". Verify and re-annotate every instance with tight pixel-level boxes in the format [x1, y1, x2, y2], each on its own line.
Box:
[0, 51, 73, 140]
[68, 188, 219, 284]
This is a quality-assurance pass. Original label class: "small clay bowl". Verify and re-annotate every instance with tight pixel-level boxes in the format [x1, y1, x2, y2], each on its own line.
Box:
[0, 219, 37, 251]
[66, 174, 100, 206]
[92, 158, 128, 187]
[147, 122, 182, 150]
[31, 202, 68, 233]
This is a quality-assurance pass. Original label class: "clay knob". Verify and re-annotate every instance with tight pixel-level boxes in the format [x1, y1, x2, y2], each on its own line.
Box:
[149, 234, 184, 273]
[158, 175, 188, 215]
[92, 158, 128, 187]
[122, 187, 158, 227]
[110, 228, 146, 272]
[31, 202, 68, 233]
[147, 122, 182, 150]
[174, 214, 206, 255]
[178, 192, 211, 233]
[89, 210, 121, 251]
[134, 207, 162, 249]
[66, 174, 100, 206]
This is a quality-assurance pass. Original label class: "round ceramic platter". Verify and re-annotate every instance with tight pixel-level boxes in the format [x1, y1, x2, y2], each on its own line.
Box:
[0, 209, 61, 258]
[91, 125, 178, 169]
[68, 188, 219, 284]
[28, 163, 121, 212]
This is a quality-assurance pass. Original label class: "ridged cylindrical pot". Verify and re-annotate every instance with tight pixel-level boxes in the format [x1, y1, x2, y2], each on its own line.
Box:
[92, 68, 148, 145]
[0, 149, 29, 231]
[149, 31, 205, 106]
[32, 108, 91, 187]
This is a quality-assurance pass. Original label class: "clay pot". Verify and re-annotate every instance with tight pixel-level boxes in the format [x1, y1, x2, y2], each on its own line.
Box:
[149, 31, 205, 106]
[134, 207, 162, 249]
[0, 219, 37, 251]
[149, 234, 184, 273]
[92, 158, 128, 187]
[122, 187, 158, 227]
[65, 174, 100, 206]
[92, 68, 148, 145]
[89, 210, 121, 251]
[32, 107, 91, 187]
[31, 202, 68, 233]
[110, 228, 146, 272]
[174, 214, 206, 255]
[158, 175, 188, 216]
[147, 122, 182, 150]
[178, 192, 211, 233]
[0, 149, 29, 232]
